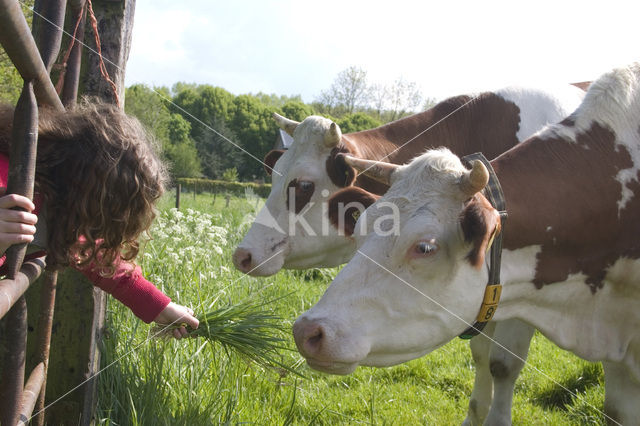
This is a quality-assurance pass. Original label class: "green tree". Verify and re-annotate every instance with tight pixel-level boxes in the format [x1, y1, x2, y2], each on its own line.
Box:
[0, 49, 23, 104]
[221, 167, 239, 182]
[172, 85, 235, 140]
[125, 84, 172, 141]
[337, 112, 381, 133]
[192, 117, 241, 179]
[169, 84, 242, 179]
[164, 114, 201, 178]
[280, 100, 314, 121]
[124, 85, 201, 178]
[229, 94, 277, 180]
[0, 0, 34, 104]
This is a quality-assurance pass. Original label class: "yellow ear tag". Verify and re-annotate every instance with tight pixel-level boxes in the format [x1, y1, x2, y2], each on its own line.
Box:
[475, 284, 502, 322]
[352, 210, 361, 222]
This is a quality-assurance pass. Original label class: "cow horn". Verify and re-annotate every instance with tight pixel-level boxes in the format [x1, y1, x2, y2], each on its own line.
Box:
[324, 122, 342, 147]
[273, 112, 299, 136]
[343, 155, 398, 185]
[460, 160, 489, 196]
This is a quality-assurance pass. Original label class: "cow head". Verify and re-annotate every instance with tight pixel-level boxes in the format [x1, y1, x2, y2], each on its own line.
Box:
[233, 113, 374, 276]
[293, 148, 501, 374]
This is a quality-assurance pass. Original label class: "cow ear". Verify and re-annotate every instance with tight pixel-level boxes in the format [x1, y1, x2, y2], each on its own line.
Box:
[326, 146, 356, 187]
[328, 187, 379, 236]
[264, 149, 285, 176]
[459, 193, 501, 269]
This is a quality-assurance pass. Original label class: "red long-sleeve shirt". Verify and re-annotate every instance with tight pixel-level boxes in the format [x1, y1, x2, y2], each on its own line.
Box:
[0, 154, 170, 323]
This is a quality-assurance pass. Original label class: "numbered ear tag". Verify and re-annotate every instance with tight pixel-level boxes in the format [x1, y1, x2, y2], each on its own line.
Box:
[352, 210, 361, 222]
[475, 284, 502, 322]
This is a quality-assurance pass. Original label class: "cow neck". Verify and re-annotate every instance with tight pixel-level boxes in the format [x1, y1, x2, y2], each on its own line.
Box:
[459, 152, 507, 340]
[490, 122, 636, 291]
[349, 92, 521, 166]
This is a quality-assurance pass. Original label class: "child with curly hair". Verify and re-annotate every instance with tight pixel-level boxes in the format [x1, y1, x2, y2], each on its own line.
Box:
[0, 101, 198, 339]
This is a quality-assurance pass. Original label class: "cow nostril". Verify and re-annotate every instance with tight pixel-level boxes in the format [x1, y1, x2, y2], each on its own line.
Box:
[308, 328, 323, 346]
[303, 325, 325, 355]
[233, 248, 254, 273]
[240, 252, 252, 270]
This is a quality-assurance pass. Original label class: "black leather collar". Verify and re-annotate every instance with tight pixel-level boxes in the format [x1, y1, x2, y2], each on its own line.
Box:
[459, 152, 507, 340]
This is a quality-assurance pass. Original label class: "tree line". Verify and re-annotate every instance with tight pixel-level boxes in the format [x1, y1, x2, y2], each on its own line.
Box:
[123, 67, 435, 182]
[1, 52, 434, 181]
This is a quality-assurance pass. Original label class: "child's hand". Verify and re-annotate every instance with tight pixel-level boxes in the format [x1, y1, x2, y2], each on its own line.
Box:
[153, 302, 199, 340]
[0, 188, 38, 256]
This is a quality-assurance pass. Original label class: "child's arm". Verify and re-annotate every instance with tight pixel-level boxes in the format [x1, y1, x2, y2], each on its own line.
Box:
[79, 262, 199, 339]
[0, 188, 37, 256]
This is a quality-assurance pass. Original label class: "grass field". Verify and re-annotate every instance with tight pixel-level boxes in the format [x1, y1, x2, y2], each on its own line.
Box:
[96, 190, 605, 425]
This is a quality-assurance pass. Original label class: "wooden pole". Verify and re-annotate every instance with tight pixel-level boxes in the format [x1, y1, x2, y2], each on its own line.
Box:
[0, 296, 28, 425]
[5, 81, 38, 278]
[32, 0, 68, 72]
[33, 270, 58, 426]
[0, 0, 64, 111]
[61, 0, 87, 107]
[17, 362, 46, 425]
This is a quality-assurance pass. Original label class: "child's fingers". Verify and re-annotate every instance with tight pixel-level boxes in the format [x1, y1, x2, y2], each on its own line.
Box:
[0, 231, 35, 245]
[182, 313, 199, 330]
[0, 193, 36, 212]
[173, 328, 183, 339]
[0, 206, 38, 228]
[0, 220, 37, 236]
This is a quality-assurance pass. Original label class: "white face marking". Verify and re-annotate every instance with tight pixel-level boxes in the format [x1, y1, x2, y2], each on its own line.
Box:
[235, 116, 355, 275]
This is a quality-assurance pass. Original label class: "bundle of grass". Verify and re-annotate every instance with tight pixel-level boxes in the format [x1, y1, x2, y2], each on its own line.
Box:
[153, 298, 302, 376]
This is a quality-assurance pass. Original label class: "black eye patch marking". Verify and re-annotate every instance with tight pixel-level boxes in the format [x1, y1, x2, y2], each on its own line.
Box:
[286, 179, 315, 214]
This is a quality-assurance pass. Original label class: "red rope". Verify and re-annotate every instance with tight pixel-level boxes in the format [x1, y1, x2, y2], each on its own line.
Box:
[86, 0, 121, 107]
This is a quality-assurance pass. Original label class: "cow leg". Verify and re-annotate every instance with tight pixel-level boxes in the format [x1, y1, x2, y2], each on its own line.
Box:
[484, 319, 535, 426]
[602, 361, 640, 425]
[462, 321, 496, 426]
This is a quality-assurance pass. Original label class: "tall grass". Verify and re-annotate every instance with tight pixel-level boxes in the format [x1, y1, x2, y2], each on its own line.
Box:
[96, 191, 605, 424]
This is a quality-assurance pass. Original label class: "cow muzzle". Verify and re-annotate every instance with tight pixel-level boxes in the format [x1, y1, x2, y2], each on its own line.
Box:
[292, 315, 368, 375]
[231, 244, 286, 276]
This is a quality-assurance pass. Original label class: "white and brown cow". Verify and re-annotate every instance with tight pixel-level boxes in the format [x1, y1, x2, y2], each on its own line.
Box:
[293, 63, 640, 424]
[234, 86, 584, 426]
[234, 86, 584, 276]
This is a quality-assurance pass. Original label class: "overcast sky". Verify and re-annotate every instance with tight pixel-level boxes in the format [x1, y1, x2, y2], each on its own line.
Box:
[125, 0, 639, 103]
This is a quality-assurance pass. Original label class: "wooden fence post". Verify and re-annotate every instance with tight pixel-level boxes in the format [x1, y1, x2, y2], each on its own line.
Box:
[175, 183, 181, 210]
[30, 0, 136, 423]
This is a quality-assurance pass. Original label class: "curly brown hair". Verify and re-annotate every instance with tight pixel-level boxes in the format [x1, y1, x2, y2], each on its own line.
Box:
[0, 100, 168, 273]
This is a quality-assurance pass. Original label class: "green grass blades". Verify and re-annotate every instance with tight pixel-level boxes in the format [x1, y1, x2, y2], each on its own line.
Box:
[154, 298, 303, 377]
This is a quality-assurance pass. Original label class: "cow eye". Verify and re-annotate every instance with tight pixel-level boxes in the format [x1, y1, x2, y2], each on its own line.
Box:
[298, 180, 314, 192]
[415, 240, 438, 256]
